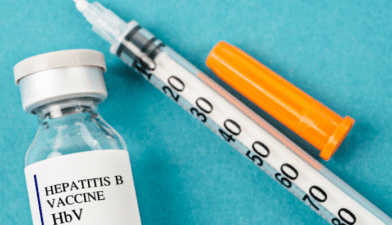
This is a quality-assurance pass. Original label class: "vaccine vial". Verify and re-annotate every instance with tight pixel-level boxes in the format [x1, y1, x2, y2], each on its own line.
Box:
[14, 50, 142, 225]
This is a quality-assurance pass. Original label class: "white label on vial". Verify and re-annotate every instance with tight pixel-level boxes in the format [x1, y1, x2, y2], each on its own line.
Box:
[25, 150, 141, 225]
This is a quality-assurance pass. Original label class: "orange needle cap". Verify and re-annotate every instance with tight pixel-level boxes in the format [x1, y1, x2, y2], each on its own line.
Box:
[206, 41, 355, 161]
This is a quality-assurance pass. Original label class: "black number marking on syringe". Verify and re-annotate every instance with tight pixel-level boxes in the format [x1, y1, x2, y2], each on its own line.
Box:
[219, 119, 241, 143]
[134, 60, 152, 80]
[246, 141, 270, 167]
[190, 107, 207, 123]
[303, 186, 327, 210]
[195, 98, 213, 114]
[162, 76, 186, 102]
[332, 209, 357, 225]
[168, 76, 185, 92]
[162, 86, 180, 102]
[190, 98, 213, 123]
[275, 164, 298, 188]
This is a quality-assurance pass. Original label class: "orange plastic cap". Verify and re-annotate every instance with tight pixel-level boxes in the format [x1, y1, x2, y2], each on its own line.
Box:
[206, 41, 355, 161]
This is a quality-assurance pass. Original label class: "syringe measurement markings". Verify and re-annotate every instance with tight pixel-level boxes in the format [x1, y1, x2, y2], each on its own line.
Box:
[143, 66, 359, 225]
[146, 51, 383, 225]
[196, 72, 322, 170]
[155, 55, 370, 225]
[196, 73, 350, 224]
[197, 71, 338, 221]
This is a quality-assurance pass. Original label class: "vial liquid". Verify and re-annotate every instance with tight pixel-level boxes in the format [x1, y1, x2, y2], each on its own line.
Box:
[14, 50, 142, 225]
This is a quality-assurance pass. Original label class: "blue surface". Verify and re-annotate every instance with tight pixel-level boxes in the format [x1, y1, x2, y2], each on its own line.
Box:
[0, 0, 391, 224]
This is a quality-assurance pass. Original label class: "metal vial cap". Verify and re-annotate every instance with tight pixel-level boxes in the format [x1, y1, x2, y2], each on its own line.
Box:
[14, 49, 108, 113]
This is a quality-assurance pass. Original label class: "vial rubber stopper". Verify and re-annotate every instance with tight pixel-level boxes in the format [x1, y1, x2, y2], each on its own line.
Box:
[14, 49, 107, 113]
[206, 41, 355, 161]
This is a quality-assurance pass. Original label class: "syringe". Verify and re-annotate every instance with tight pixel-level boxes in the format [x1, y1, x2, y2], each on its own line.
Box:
[73, 1, 392, 224]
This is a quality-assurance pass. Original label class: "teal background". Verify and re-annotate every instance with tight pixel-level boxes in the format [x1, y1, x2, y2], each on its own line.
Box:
[0, 0, 391, 224]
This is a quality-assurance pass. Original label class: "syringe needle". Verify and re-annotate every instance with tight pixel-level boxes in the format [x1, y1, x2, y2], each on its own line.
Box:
[73, 0, 89, 12]
[73, 0, 127, 45]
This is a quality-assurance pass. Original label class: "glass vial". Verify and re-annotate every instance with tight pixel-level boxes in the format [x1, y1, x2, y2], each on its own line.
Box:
[14, 50, 142, 225]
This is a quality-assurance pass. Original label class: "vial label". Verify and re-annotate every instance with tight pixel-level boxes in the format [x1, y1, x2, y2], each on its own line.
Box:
[25, 150, 141, 225]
